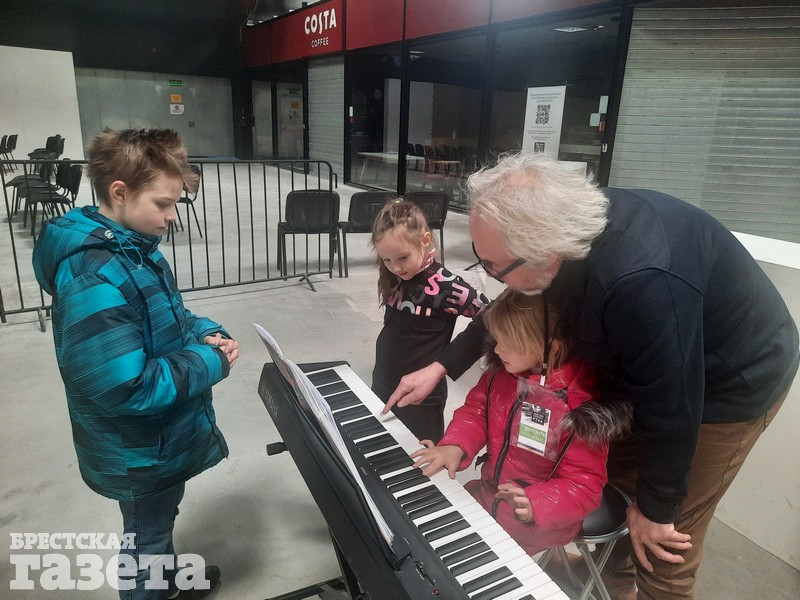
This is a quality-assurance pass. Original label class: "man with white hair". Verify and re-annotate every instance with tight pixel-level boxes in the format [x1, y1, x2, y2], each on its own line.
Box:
[385, 153, 798, 599]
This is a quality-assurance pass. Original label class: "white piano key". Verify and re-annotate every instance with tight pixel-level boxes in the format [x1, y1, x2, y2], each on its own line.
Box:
[493, 571, 552, 600]
[428, 514, 510, 551]
[528, 579, 566, 599]
[456, 553, 533, 589]
[484, 563, 551, 600]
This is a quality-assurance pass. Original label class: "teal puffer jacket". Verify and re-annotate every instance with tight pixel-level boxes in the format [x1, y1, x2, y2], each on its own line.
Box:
[33, 206, 229, 501]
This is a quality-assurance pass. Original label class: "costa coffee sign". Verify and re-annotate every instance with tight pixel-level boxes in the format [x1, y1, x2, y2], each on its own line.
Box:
[270, 0, 343, 63]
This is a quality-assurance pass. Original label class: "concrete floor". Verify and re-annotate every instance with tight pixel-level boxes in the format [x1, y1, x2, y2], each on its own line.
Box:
[1, 179, 798, 599]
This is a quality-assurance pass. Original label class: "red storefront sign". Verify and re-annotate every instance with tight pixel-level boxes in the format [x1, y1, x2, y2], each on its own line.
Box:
[345, 0, 404, 51]
[244, 0, 343, 66]
[405, 0, 490, 39]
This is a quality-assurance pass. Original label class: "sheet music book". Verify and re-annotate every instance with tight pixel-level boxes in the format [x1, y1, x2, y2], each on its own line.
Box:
[253, 323, 396, 545]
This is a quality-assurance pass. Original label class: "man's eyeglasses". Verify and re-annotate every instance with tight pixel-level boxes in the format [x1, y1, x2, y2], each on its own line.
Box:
[471, 242, 526, 282]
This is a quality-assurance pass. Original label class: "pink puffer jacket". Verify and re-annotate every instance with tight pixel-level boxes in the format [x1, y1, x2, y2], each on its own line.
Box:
[440, 360, 629, 555]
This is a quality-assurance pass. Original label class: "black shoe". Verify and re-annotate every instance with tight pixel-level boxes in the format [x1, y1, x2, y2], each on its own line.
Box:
[174, 565, 221, 599]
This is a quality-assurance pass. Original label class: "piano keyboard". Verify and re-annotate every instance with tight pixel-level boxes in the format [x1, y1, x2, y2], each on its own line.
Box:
[305, 364, 569, 600]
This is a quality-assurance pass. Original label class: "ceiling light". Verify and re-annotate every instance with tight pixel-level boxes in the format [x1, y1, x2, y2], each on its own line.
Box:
[553, 26, 587, 33]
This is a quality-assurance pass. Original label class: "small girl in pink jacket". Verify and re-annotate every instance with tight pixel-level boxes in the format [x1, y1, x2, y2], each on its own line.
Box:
[411, 288, 630, 555]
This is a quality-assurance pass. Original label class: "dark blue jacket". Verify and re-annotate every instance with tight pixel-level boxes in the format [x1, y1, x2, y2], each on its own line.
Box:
[443, 188, 798, 522]
[33, 206, 230, 501]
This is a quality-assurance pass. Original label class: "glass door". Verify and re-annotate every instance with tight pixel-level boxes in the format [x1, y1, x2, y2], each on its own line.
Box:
[277, 82, 305, 159]
[252, 80, 273, 158]
[404, 34, 486, 209]
[347, 47, 403, 190]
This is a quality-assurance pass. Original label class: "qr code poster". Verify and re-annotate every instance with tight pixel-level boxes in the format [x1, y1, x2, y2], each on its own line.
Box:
[521, 85, 566, 159]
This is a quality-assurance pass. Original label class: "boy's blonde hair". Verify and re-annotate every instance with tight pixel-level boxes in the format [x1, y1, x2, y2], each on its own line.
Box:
[85, 128, 199, 205]
[483, 288, 567, 369]
[370, 198, 435, 306]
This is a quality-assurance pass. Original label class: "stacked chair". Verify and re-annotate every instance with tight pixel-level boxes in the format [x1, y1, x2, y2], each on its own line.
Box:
[25, 162, 83, 239]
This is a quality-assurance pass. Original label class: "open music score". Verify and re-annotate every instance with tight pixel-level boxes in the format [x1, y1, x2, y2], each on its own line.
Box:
[253, 323, 395, 545]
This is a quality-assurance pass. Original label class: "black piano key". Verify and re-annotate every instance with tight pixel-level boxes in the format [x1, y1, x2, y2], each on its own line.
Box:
[384, 468, 425, 488]
[407, 496, 451, 520]
[317, 380, 350, 395]
[395, 485, 439, 506]
[435, 532, 483, 558]
[424, 518, 470, 543]
[325, 391, 362, 410]
[469, 575, 522, 600]
[462, 566, 514, 595]
[416, 510, 462, 534]
[374, 456, 415, 476]
[442, 541, 491, 568]
[343, 417, 384, 438]
[306, 369, 341, 386]
[386, 471, 430, 494]
[356, 433, 395, 454]
[515, 596, 534, 600]
[401, 489, 445, 512]
[334, 404, 371, 423]
[368, 446, 410, 467]
[449, 550, 498, 577]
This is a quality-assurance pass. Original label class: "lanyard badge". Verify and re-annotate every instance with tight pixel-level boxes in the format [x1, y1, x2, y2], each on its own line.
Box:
[513, 378, 569, 461]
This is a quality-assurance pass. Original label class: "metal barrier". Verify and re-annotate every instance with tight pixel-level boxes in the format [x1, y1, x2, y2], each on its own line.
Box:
[0, 158, 339, 330]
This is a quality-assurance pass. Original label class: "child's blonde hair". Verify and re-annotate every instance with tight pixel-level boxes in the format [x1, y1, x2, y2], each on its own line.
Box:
[483, 288, 568, 371]
[370, 198, 435, 306]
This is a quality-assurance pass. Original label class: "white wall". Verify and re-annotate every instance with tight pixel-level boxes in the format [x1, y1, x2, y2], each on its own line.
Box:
[0, 46, 85, 160]
[717, 237, 800, 569]
[74, 68, 234, 158]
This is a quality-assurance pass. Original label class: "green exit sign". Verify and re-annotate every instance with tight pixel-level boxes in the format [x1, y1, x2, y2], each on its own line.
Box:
[169, 80, 183, 87]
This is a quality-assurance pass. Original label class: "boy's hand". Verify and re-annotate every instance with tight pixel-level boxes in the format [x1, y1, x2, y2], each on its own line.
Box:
[410, 440, 464, 478]
[204, 334, 240, 369]
[496, 482, 533, 523]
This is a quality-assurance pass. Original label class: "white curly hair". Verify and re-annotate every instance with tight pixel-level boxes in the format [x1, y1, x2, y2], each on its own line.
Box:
[468, 153, 609, 267]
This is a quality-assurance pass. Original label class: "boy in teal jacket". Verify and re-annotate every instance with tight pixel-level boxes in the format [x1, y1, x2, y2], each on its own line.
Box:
[33, 128, 238, 600]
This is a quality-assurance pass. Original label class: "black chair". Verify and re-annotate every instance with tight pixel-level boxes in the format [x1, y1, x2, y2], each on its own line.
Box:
[405, 143, 422, 170]
[6, 134, 18, 162]
[0, 136, 7, 171]
[27, 163, 82, 239]
[10, 160, 59, 217]
[338, 191, 394, 277]
[277, 189, 341, 278]
[405, 190, 449, 263]
[167, 165, 203, 241]
[538, 484, 632, 600]
[28, 135, 64, 161]
[423, 145, 436, 172]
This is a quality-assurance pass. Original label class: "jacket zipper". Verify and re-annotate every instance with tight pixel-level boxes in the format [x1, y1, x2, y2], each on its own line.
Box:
[490, 394, 525, 518]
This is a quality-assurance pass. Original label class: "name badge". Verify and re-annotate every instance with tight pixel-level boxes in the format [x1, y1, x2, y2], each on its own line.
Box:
[517, 402, 551, 455]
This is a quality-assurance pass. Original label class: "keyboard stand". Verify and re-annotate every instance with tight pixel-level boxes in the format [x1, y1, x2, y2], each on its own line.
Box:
[265, 531, 359, 600]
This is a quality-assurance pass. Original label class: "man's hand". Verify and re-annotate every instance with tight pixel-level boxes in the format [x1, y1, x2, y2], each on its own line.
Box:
[627, 502, 692, 571]
[410, 440, 464, 478]
[382, 362, 447, 415]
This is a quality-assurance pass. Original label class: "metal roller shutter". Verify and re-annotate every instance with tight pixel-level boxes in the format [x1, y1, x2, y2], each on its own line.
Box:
[609, 3, 800, 243]
[308, 56, 344, 182]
